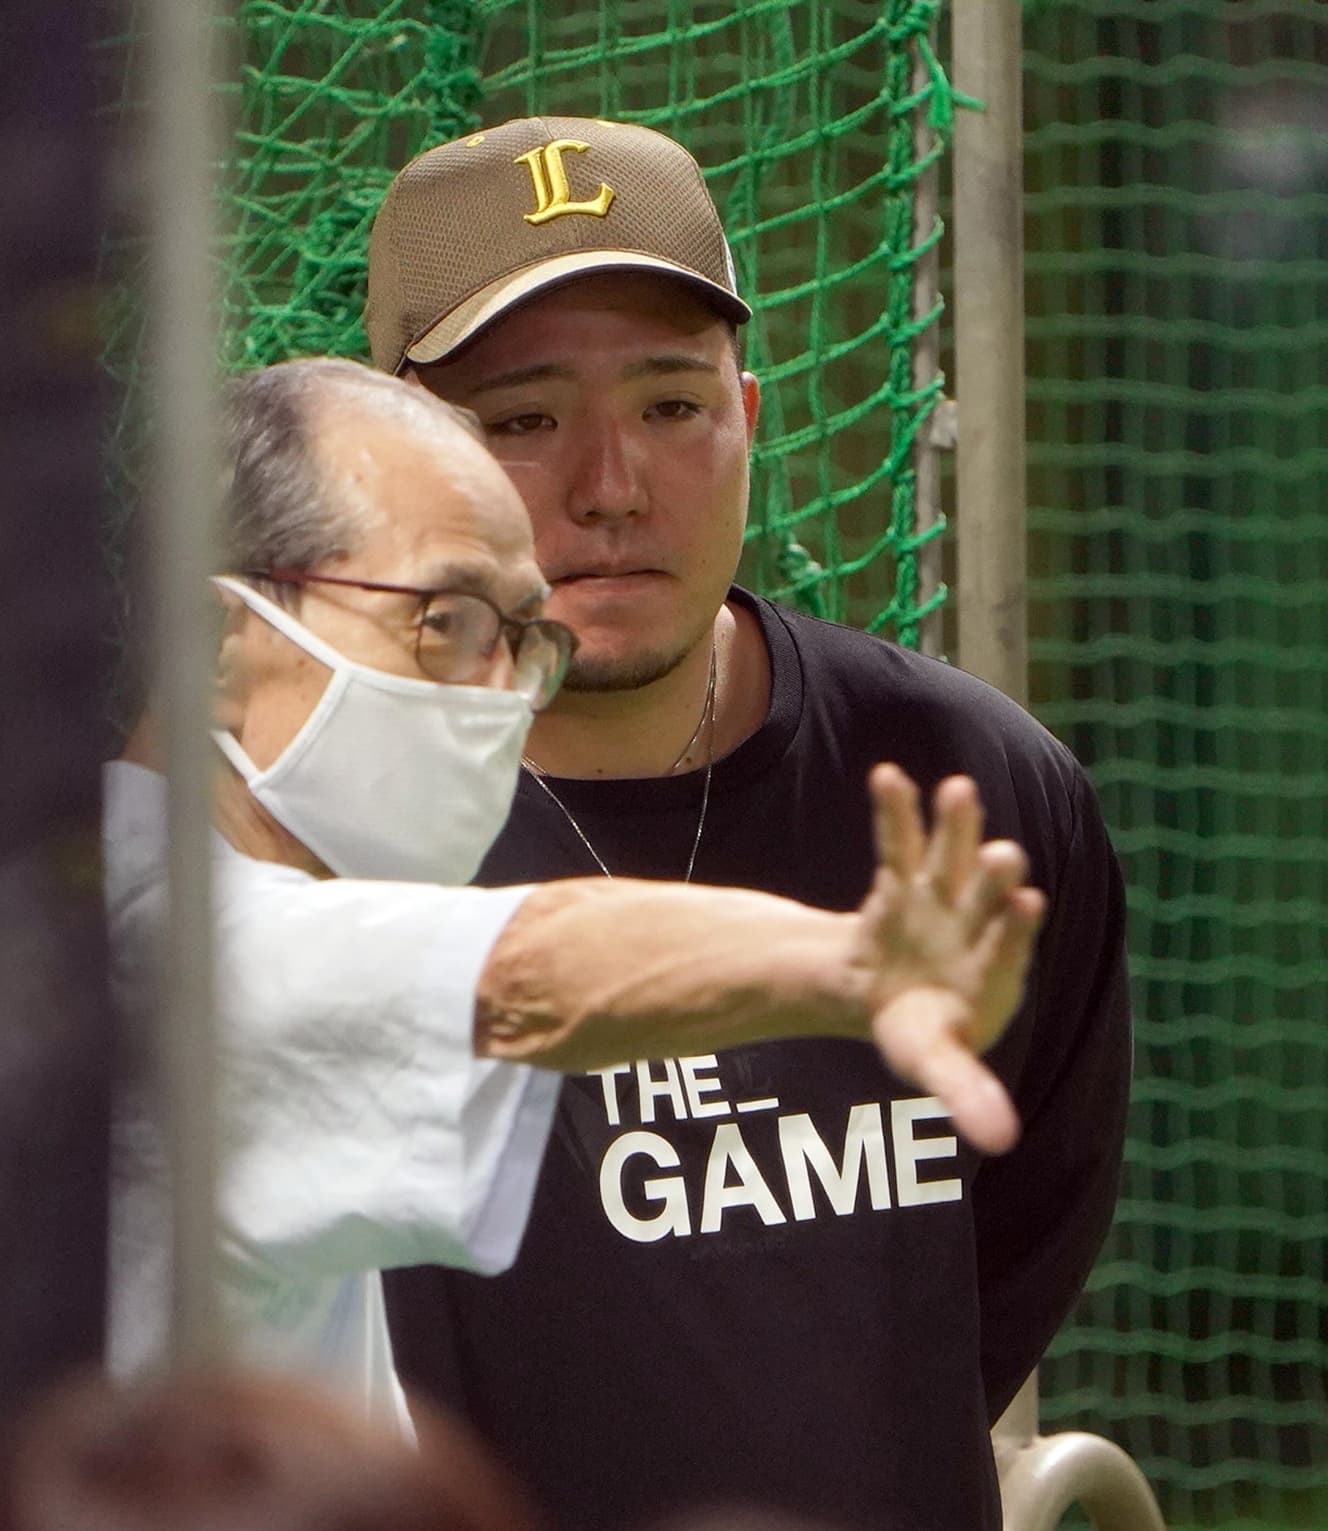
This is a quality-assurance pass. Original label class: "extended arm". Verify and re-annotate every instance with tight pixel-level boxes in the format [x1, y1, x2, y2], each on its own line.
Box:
[476, 764, 1044, 1154]
[124, 760, 1040, 1298]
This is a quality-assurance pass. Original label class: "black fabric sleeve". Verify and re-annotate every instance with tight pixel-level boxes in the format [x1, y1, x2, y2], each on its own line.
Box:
[973, 764, 1133, 1421]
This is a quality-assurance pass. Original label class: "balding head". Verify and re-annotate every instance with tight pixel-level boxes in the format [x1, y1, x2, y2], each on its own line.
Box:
[220, 358, 486, 598]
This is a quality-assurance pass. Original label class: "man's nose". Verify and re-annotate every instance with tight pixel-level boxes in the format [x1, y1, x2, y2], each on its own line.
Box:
[566, 420, 644, 524]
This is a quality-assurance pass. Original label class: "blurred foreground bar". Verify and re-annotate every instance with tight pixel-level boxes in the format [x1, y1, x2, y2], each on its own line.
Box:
[0, 0, 115, 1429]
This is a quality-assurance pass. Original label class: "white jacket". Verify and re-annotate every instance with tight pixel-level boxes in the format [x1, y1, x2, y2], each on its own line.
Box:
[103, 761, 558, 1431]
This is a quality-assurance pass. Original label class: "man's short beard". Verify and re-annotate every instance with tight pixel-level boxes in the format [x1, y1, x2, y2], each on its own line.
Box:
[562, 643, 693, 694]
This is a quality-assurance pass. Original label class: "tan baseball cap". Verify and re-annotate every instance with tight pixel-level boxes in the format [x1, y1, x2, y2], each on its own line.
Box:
[365, 115, 752, 375]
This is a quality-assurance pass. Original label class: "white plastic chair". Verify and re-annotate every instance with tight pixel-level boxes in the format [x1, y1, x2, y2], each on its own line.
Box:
[994, 1376, 1168, 1531]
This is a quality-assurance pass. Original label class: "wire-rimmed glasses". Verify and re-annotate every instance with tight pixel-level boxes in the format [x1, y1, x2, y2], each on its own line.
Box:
[244, 567, 577, 711]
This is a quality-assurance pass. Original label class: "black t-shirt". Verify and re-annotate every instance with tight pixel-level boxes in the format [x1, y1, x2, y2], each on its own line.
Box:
[386, 589, 1131, 1531]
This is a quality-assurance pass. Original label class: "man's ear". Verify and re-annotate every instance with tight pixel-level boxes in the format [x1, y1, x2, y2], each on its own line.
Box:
[213, 584, 252, 733]
[740, 370, 761, 446]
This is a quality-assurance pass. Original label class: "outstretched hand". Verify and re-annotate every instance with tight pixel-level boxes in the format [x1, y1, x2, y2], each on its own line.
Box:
[850, 764, 1046, 1156]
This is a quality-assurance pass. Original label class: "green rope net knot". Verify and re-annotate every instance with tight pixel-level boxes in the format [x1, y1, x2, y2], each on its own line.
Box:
[775, 539, 830, 621]
[886, 11, 973, 137]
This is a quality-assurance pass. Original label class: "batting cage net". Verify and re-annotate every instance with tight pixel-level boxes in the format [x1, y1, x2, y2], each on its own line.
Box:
[1023, 5, 1328, 1529]
[102, 3, 1327, 1529]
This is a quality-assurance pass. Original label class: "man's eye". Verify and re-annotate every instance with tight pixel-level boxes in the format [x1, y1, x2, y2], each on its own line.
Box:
[419, 597, 477, 642]
[646, 399, 701, 421]
[489, 412, 554, 436]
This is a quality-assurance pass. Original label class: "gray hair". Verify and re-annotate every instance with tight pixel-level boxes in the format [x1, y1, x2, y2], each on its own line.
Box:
[110, 359, 485, 737]
[220, 357, 485, 598]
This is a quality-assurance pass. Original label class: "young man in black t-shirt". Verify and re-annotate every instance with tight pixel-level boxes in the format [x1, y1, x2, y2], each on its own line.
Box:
[365, 116, 1131, 1531]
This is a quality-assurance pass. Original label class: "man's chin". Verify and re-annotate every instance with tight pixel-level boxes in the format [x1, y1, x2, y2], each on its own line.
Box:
[562, 645, 691, 693]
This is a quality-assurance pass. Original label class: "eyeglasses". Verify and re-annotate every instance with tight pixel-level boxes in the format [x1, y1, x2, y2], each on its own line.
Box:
[245, 567, 578, 712]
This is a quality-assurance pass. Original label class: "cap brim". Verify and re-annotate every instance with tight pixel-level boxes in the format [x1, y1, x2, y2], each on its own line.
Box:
[401, 250, 752, 371]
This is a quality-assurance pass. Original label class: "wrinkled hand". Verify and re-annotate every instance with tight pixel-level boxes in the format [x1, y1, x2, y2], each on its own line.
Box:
[851, 764, 1046, 1156]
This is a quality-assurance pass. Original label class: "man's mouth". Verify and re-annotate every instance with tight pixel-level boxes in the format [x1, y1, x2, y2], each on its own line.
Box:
[552, 566, 665, 585]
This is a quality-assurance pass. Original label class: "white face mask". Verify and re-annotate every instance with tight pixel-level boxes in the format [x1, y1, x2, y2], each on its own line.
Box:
[212, 576, 533, 884]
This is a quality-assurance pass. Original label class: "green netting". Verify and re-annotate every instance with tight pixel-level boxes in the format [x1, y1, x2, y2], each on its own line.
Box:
[211, 0, 954, 641]
[1022, 5, 1328, 1529]
[221, 1, 482, 369]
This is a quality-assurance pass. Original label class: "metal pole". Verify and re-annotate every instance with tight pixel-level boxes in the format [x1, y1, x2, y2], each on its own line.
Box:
[911, 33, 946, 660]
[952, 0, 1028, 705]
[954, 1, 1044, 1471]
[998, 1429, 1168, 1531]
[146, 0, 224, 1365]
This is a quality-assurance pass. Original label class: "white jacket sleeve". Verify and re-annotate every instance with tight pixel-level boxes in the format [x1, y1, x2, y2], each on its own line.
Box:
[104, 762, 559, 1293]
[209, 857, 560, 1284]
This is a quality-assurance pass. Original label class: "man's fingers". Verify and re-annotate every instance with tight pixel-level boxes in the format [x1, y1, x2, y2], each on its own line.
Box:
[916, 1036, 1021, 1157]
[957, 840, 1033, 936]
[868, 763, 925, 876]
[860, 765, 1038, 1156]
[973, 883, 1046, 965]
[989, 885, 1047, 972]
[921, 775, 983, 903]
[869, 988, 1021, 1156]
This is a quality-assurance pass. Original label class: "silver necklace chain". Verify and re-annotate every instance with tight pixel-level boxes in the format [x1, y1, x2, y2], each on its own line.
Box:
[521, 643, 717, 882]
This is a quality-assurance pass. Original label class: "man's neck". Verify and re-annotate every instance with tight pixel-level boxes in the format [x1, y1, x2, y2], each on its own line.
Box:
[210, 769, 333, 877]
[119, 714, 332, 878]
[523, 600, 771, 780]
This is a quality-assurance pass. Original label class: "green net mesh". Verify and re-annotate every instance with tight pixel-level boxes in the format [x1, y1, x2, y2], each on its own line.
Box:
[1023, 5, 1328, 1529]
[221, 1, 480, 371]
[211, 0, 954, 640]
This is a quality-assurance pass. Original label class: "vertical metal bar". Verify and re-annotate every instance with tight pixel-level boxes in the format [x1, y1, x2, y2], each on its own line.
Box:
[952, 0, 1040, 1464]
[910, 34, 945, 659]
[146, 0, 224, 1365]
[952, 0, 1028, 705]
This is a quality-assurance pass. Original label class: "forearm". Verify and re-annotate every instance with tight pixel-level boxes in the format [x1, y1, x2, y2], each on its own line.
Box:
[475, 879, 872, 1071]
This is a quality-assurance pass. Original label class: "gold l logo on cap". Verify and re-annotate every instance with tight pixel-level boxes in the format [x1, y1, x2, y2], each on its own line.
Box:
[515, 140, 616, 225]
